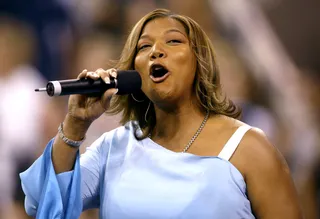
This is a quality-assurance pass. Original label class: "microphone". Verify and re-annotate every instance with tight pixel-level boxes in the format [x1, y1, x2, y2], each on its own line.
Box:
[35, 70, 141, 96]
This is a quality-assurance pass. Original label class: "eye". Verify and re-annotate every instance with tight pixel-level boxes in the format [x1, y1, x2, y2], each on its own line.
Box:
[167, 39, 182, 44]
[138, 44, 151, 51]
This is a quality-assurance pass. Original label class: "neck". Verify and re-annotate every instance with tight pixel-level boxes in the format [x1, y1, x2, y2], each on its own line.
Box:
[152, 101, 206, 142]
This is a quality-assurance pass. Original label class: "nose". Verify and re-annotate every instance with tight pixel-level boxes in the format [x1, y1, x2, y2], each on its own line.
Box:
[150, 43, 166, 60]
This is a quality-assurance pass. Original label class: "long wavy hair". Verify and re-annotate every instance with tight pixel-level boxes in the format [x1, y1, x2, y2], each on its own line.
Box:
[107, 8, 241, 139]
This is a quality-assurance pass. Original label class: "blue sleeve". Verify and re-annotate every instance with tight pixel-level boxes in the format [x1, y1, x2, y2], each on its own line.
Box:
[20, 134, 107, 219]
[79, 135, 105, 210]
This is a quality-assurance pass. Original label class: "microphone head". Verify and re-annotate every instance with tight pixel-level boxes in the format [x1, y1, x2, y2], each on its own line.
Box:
[117, 70, 142, 95]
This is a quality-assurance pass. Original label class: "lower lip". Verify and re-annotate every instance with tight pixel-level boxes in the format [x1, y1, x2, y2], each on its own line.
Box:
[150, 72, 171, 83]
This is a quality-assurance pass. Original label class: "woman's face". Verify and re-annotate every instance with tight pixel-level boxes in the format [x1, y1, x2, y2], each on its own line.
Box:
[134, 17, 197, 106]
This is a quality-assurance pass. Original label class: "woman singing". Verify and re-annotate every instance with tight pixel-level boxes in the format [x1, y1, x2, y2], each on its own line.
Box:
[20, 8, 302, 219]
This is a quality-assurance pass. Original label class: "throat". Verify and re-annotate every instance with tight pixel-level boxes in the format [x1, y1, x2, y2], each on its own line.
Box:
[151, 110, 210, 153]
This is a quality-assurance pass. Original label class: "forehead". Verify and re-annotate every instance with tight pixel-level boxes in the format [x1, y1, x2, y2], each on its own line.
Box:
[140, 17, 187, 37]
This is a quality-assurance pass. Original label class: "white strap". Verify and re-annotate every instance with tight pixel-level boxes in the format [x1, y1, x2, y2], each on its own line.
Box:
[218, 125, 251, 161]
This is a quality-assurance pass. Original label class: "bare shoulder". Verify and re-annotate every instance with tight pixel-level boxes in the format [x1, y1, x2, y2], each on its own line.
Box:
[211, 115, 289, 179]
[236, 125, 288, 178]
[224, 119, 302, 218]
[206, 115, 302, 217]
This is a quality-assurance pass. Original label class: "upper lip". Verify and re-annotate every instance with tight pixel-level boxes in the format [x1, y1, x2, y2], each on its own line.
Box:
[149, 63, 169, 75]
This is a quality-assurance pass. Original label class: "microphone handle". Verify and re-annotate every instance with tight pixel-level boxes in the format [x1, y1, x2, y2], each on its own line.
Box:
[46, 78, 116, 96]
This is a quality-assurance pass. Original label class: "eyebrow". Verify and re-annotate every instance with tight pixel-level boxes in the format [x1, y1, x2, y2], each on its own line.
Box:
[139, 28, 186, 41]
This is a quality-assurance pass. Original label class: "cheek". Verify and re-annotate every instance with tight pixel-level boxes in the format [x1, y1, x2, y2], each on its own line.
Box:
[175, 48, 196, 69]
[134, 56, 149, 92]
[181, 55, 197, 87]
[175, 50, 197, 78]
[134, 56, 142, 72]
[134, 55, 149, 77]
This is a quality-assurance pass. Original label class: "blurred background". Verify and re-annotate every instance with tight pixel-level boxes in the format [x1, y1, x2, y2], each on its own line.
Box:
[0, 0, 319, 218]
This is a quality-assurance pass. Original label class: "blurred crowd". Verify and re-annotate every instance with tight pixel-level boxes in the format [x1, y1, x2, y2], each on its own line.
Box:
[0, 0, 319, 218]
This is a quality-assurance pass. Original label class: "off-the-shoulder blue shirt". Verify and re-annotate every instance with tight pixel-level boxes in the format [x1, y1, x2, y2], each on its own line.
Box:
[20, 121, 255, 219]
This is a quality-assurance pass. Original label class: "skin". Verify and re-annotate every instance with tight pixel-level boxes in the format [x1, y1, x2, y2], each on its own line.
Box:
[134, 17, 303, 218]
[51, 68, 118, 173]
[134, 17, 206, 143]
[51, 17, 302, 218]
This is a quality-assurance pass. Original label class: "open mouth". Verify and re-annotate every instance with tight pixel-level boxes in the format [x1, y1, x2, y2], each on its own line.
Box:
[150, 64, 169, 78]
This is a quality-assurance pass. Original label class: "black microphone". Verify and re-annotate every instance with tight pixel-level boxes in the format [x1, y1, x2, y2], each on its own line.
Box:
[35, 70, 141, 96]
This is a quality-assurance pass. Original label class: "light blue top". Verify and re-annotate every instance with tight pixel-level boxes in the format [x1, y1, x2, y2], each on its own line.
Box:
[20, 121, 255, 219]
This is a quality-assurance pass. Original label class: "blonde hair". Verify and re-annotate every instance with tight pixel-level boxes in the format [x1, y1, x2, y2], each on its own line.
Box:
[108, 8, 240, 138]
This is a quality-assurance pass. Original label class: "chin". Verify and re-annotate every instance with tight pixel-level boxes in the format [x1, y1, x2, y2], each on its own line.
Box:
[151, 87, 173, 100]
[150, 88, 182, 109]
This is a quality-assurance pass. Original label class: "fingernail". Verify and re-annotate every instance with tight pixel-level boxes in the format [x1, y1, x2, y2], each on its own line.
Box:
[104, 77, 110, 84]
[113, 89, 119, 95]
[82, 69, 87, 73]
[110, 71, 117, 78]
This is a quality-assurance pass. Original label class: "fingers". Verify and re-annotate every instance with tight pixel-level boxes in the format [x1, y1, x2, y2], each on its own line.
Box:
[76, 68, 117, 84]
[77, 69, 99, 80]
[77, 69, 88, 79]
[98, 68, 117, 84]
[109, 68, 118, 78]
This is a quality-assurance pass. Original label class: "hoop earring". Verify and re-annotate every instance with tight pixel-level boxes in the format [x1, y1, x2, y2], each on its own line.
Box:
[131, 93, 145, 102]
[145, 101, 151, 123]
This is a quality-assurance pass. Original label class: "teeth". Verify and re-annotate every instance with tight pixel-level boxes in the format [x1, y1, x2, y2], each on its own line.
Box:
[152, 65, 164, 71]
